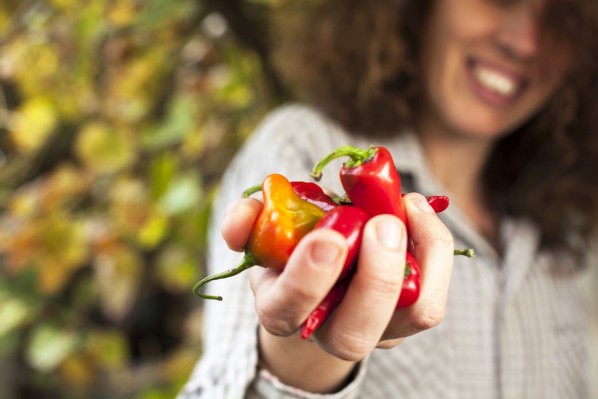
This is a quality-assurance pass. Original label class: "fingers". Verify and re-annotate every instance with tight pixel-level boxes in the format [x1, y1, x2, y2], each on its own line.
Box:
[243, 192, 455, 362]
[386, 193, 455, 338]
[316, 215, 407, 361]
[221, 198, 263, 252]
[250, 229, 348, 337]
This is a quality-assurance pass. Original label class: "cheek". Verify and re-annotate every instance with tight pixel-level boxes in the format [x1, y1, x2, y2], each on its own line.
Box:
[532, 50, 572, 108]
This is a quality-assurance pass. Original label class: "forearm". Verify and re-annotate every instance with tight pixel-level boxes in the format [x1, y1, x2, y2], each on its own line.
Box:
[258, 326, 358, 393]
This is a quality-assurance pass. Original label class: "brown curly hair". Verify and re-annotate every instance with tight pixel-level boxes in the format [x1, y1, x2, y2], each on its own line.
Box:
[271, 0, 598, 253]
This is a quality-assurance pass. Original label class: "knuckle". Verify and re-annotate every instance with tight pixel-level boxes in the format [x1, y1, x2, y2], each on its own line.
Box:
[256, 306, 296, 336]
[412, 307, 445, 331]
[366, 269, 404, 294]
[283, 279, 323, 306]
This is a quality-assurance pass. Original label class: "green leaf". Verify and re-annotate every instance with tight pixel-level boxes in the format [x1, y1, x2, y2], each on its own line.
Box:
[149, 153, 177, 200]
[86, 330, 127, 369]
[158, 173, 202, 215]
[26, 325, 78, 372]
[155, 244, 198, 292]
[0, 297, 30, 337]
[142, 95, 196, 150]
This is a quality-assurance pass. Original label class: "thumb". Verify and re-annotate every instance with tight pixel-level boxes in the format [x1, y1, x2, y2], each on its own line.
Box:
[250, 229, 347, 336]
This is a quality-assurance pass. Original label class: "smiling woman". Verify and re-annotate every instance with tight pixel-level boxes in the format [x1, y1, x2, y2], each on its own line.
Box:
[179, 0, 598, 398]
[272, 0, 598, 252]
[417, 0, 573, 139]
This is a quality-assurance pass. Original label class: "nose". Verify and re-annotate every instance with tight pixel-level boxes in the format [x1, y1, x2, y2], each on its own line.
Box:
[495, 3, 541, 61]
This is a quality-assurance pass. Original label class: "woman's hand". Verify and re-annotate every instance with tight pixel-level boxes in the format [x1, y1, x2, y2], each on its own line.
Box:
[220, 193, 455, 393]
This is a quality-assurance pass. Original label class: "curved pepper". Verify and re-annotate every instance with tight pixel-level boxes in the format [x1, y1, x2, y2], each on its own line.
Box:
[396, 252, 421, 308]
[299, 206, 368, 339]
[301, 251, 422, 340]
[311, 145, 407, 224]
[290, 181, 339, 212]
[425, 195, 450, 214]
[401, 194, 450, 214]
[243, 180, 338, 212]
[301, 277, 350, 340]
[193, 174, 326, 300]
[314, 206, 369, 278]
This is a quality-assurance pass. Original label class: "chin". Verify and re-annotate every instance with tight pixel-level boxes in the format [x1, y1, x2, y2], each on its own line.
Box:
[447, 105, 521, 139]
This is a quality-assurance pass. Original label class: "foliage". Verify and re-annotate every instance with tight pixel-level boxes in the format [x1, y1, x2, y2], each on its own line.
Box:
[0, 0, 278, 397]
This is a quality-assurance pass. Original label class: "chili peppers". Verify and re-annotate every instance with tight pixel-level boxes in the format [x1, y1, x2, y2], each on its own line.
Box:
[312, 206, 368, 279]
[301, 278, 350, 340]
[193, 173, 325, 300]
[244, 181, 338, 212]
[396, 252, 421, 309]
[425, 195, 450, 214]
[193, 143, 475, 341]
[311, 146, 407, 224]
[301, 251, 423, 339]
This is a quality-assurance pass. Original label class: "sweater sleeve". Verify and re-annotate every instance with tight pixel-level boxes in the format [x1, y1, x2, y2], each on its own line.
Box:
[177, 105, 365, 399]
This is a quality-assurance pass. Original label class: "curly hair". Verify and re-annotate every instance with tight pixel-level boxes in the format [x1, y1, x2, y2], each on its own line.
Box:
[271, 0, 598, 253]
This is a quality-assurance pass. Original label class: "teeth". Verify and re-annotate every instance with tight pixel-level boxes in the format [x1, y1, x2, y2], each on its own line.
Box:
[473, 65, 518, 97]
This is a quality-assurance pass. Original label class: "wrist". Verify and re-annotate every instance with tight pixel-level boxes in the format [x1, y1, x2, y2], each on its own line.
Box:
[258, 325, 359, 393]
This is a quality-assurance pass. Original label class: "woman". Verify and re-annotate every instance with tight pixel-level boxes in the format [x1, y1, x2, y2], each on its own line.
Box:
[180, 0, 598, 397]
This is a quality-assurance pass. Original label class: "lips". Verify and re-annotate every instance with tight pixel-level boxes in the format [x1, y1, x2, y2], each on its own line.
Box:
[466, 58, 527, 105]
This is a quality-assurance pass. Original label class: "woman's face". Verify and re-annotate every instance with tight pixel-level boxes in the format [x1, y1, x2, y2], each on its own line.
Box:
[417, 0, 572, 140]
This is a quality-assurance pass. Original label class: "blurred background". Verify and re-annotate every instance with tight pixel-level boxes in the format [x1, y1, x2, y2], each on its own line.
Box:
[1, 1, 598, 399]
[0, 0, 286, 397]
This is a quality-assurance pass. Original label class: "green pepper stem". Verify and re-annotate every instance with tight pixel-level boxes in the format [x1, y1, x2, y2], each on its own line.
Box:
[311, 146, 376, 181]
[193, 253, 258, 300]
[242, 184, 262, 198]
[454, 248, 475, 258]
[403, 262, 412, 279]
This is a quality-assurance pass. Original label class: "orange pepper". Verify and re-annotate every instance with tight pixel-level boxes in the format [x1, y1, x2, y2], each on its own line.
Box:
[193, 174, 325, 301]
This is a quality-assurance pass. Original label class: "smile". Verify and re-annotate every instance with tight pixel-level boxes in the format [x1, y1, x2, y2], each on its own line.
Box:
[467, 58, 527, 105]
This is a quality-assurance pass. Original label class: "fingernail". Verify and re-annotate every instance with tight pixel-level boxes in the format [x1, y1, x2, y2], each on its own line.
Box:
[410, 194, 434, 213]
[376, 219, 403, 249]
[310, 240, 342, 266]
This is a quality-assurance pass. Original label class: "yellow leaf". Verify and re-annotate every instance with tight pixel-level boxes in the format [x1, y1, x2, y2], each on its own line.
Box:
[9, 97, 58, 153]
[0, 9, 9, 32]
[74, 122, 136, 175]
[45, 163, 89, 208]
[13, 43, 60, 98]
[49, 0, 80, 10]
[36, 214, 88, 295]
[8, 188, 42, 218]
[85, 330, 127, 369]
[93, 244, 142, 321]
[59, 353, 95, 388]
[109, 177, 153, 238]
[108, 2, 137, 27]
[137, 210, 169, 249]
[0, 217, 40, 275]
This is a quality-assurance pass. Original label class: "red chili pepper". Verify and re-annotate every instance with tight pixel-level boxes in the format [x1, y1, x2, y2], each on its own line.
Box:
[194, 174, 326, 300]
[291, 181, 339, 212]
[298, 206, 368, 339]
[396, 252, 421, 309]
[301, 277, 350, 340]
[243, 181, 338, 212]
[314, 205, 369, 278]
[425, 195, 450, 214]
[301, 252, 422, 340]
[400, 194, 450, 214]
[311, 146, 407, 224]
